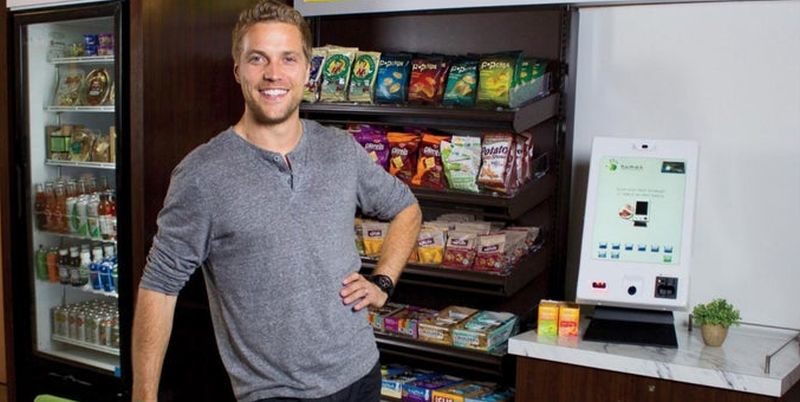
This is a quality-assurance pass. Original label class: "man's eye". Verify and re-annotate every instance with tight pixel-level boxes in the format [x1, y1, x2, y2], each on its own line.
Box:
[249, 55, 264, 63]
[285, 56, 298, 64]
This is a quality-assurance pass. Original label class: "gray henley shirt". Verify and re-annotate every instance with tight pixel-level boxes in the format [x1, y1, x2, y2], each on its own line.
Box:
[140, 120, 417, 402]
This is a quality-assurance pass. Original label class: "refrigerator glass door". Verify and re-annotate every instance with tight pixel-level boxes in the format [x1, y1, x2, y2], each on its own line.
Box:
[24, 16, 119, 374]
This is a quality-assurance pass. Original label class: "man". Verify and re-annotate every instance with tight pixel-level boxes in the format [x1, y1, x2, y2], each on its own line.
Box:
[131, 1, 422, 401]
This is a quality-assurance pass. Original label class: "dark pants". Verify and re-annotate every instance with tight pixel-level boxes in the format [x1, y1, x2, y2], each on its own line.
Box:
[257, 361, 381, 402]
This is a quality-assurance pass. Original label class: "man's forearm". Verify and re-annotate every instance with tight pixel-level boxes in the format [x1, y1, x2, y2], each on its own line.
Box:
[374, 202, 422, 283]
[132, 288, 178, 402]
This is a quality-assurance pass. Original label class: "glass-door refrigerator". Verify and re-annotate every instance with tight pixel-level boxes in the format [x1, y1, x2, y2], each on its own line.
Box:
[9, 2, 130, 401]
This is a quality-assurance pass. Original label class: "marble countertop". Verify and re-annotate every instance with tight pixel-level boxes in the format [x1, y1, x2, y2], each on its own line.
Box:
[508, 321, 800, 397]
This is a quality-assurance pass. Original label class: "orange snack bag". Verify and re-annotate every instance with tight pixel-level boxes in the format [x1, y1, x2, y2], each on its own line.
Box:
[387, 133, 421, 184]
[411, 134, 450, 189]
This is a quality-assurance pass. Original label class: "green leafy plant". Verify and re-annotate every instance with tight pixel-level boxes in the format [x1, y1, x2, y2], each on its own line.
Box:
[692, 298, 741, 327]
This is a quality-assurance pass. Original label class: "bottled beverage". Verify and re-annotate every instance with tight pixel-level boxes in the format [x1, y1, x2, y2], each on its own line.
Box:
[109, 126, 116, 163]
[54, 183, 68, 233]
[68, 246, 80, 286]
[44, 182, 56, 231]
[111, 263, 118, 291]
[98, 192, 112, 240]
[35, 245, 49, 281]
[66, 196, 79, 233]
[46, 247, 59, 282]
[34, 184, 47, 230]
[108, 191, 117, 241]
[76, 195, 89, 237]
[86, 193, 101, 239]
[90, 263, 102, 290]
[102, 243, 116, 259]
[77, 249, 91, 287]
[57, 248, 70, 284]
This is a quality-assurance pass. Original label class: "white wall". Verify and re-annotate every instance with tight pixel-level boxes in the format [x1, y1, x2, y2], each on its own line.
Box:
[569, 0, 800, 328]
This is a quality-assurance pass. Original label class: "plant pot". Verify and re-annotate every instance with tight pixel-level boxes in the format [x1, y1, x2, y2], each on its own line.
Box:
[701, 324, 728, 346]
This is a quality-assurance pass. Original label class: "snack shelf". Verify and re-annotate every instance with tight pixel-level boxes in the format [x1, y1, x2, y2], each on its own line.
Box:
[361, 241, 547, 297]
[35, 229, 117, 245]
[50, 55, 114, 65]
[410, 154, 553, 220]
[45, 159, 115, 170]
[52, 334, 119, 356]
[45, 105, 115, 113]
[375, 332, 508, 377]
[301, 93, 559, 133]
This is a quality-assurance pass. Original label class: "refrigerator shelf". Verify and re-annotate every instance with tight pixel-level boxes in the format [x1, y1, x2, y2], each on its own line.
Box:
[46, 159, 116, 170]
[50, 55, 114, 65]
[45, 105, 115, 113]
[36, 229, 117, 244]
[52, 334, 119, 356]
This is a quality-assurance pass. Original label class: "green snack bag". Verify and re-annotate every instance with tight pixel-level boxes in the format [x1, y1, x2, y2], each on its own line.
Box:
[348, 51, 381, 103]
[477, 52, 520, 107]
[509, 58, 550, 108]
[443, 58, 479, 107]
[441, 136, 481, 193]
[320, 46, 357, 102]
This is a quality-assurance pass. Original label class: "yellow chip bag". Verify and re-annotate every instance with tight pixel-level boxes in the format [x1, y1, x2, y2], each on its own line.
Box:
[477, 52, 520, 107]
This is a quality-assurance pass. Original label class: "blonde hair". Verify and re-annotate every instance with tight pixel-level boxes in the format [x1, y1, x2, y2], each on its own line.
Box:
[231, 0, 312, 62]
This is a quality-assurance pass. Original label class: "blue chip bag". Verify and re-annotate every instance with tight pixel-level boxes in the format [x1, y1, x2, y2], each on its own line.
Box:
[375, 53, 412, 104]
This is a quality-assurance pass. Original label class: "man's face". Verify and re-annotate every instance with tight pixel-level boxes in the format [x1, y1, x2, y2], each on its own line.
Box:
[234, 22, 309, 126]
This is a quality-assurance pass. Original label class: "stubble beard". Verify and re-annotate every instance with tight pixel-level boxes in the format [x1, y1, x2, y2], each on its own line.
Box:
[245, 91, 301, 126]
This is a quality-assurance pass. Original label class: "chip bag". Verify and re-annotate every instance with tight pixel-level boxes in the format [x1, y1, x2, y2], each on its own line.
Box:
[411, 133, 450, 189]
[320, 46, 357, 102]
[477, 52, 520, 107]
[441, 136, 482, 193]
[303, 47, 327, 103]
[408, 55, 449, 105]
[375, 53, 412, 104]
[348, 51, 381, 103]
[387, 132, 421, 183]
[443, 57, 479, 107]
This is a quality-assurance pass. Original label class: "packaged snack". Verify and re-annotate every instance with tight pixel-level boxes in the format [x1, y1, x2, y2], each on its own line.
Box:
[91, 133, 111, 162]
[375, 53, 412, 104]
[361, 220, 388, 257]
[433, 381, 496, 402]
[478, 133, 516, 193]
[382, 367, 435, 399]
[418, 306, 478, 345]
[558, 303, 580, 337]
[515, 131, 534, 188]
[477, 53, 520, 107]
[83, 68, 111, 106]
[408, 55, 449, 105]
[537, 300, 561, 337]
[441, 136, 482, 193]
[319, 46, 357, 102]
[403, 375, 463, 402]
[442, 231, 478, 269]
[352, 125, 389, 168]
[416, 226, 446, 265]
[435, 213, 475, 223]
[54, 67, 85, 106]
[348, 51, 381, 103]
[509, 58, 550, 108]
[69, 127, 96, 162]
[443, 58, 479, 107]
[452, 311, 518, 352]
[465, 388, 514, 402]
[368, 302, 405, 332]
[354, 217, 365, 256]
[97, 33, 114, 56]
[473, 234, 507, 273]
[303, 47, 327, 103]
[47, 125, 71, 160]
[383, 305, 439, 338]
[387, 132, 421, 184]
[411, 133, 450, 189]
[452, 221, 492, 235]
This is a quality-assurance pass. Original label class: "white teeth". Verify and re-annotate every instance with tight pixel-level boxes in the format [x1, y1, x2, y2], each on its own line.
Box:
[261, 89, 288, 96]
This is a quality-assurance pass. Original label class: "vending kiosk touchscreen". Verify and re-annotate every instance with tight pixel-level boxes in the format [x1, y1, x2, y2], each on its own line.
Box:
[576, 137, 698, 348]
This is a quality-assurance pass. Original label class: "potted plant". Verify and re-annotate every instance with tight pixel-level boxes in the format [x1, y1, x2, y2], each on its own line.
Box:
[692, 298, 741, 346]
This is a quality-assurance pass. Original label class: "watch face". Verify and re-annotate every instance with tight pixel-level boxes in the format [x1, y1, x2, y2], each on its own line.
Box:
[371, 274, 394, 296]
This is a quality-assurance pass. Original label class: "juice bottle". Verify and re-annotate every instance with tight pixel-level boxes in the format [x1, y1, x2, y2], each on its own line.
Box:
[57, 247, 70, 284]
[34, 184, 47, 230]
[44, 182, 56, 231]
[54, 183, 67, 233]
[98, 193, 111, 240]
[46, 247, 59, 282]
[87, 193, 101, 239]
[108, 192, 117, 241]
[35, 245, 48, 281]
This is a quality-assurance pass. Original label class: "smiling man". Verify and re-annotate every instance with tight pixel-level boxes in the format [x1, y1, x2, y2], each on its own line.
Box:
[131, 1, 422, 401]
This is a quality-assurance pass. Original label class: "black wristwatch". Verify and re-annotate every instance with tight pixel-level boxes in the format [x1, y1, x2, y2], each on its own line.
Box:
[368, 274, 395, 299]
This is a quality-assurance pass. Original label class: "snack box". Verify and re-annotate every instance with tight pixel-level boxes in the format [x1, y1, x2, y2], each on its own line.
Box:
[537, 299, 561, 337]
[368, 302, 406, 333]
[384, 306, 440, 339]
[402, 374, 463, 402]
[465, 388, 514, 402]
[382, 367, 436, 399]
[558, 303, 580, 337]
[430, 381, 495, 402]
[418, 306, 478, 346]
[452, 311, 518, 352]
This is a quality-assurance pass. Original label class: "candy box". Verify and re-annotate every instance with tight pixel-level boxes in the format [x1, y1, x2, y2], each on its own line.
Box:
[418, 306, 478, 346]
[558, 303, 580, 337]
[465, 388, 514, 402]
[402, 374, 463, 402]
[382, 367, 436, 399]
[384, 306, 440, 339]
[431, 381, 495, 402]
[537, 300, 561, 337]
[368, 302, 406, 333]
[452, 311, 518, 352]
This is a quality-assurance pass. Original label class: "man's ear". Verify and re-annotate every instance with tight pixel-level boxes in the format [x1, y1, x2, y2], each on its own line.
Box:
[233, 64, 241, 83]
